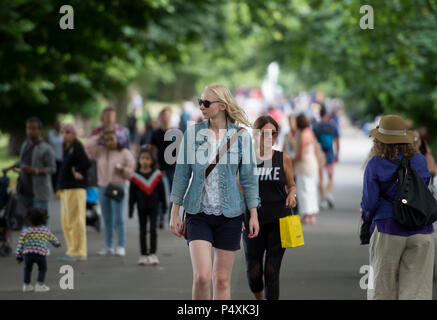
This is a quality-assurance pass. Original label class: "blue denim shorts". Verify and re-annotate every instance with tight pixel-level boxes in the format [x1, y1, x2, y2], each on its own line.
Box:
[186, 212, 243, 251]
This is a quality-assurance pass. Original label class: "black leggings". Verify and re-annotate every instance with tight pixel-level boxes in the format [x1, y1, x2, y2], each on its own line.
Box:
[24, 254, 47, 284]
[242, 222, 286, 300]
[138, 209, 158, 255]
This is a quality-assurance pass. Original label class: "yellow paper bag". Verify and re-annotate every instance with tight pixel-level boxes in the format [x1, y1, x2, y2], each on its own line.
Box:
[279, 215, 305, 248]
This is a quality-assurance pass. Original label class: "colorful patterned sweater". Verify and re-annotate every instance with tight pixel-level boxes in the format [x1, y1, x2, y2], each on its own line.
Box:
[15, 226, 60, 259]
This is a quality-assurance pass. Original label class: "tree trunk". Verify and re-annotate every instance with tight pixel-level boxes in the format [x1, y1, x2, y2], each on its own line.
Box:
[110, 90, 129, 128]
[7, 128, 26, 157]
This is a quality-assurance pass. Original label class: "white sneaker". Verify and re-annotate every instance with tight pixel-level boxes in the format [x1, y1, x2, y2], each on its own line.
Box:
[137, 255, 150, 265]
[22, 284, 34, 292]
[98, 247, 114, 256]
[320, 200, 329, 210]
[35, 283, 50, 292]
[115, 247, 126, 256]
[149, 254, 159, 265]
[326, 194, 335, 208]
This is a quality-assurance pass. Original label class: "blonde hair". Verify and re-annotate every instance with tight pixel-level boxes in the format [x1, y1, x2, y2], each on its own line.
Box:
[205, 84, 251, 127]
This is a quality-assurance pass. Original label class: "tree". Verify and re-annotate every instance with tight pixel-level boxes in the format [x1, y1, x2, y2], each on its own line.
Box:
[239, 0, 437, 134]
[0, 0, 227, 154]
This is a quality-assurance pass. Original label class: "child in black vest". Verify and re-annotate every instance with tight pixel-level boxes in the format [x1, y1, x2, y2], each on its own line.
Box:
[129, 146, 167, 265]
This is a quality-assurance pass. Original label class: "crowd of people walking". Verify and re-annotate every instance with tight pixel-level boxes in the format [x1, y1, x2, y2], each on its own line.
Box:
[2, 84, 436, 300]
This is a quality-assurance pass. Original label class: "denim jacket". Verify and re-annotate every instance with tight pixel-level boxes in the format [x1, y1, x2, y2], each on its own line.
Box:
[170, 118, 260, 217]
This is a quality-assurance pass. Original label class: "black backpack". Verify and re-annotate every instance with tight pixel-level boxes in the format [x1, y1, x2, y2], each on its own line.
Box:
[381, 157, 437, 229]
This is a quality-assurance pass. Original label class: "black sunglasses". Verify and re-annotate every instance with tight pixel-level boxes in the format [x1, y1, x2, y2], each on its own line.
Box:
[198, 98, 221, 108]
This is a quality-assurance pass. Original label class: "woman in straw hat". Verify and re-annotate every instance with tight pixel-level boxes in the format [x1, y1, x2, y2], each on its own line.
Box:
[360, 115, 434, 300]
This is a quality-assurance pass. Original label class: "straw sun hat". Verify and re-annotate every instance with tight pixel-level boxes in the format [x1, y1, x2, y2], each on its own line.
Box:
[369, 115, 414, 144]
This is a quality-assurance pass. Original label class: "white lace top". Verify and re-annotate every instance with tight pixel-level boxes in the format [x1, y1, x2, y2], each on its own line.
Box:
[200, 138, 223, 216]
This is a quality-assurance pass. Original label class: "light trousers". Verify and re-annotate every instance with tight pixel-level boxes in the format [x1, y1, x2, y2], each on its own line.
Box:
[60, 189, 87, 257]
[368, 227, 434, 300]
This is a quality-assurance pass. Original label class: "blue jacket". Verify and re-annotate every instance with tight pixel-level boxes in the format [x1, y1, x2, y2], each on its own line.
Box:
[170, 118, 260, 217]
[361, 153, 430, 222]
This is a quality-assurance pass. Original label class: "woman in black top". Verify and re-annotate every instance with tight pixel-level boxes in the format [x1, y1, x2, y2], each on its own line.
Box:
[58, 124, 91, 261]
[243, 116, 297, 300]
[129, 146, 167, 265]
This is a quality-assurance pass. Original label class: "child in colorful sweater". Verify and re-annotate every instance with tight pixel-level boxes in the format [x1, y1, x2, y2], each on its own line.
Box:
[16, 208, 61, 292]
[129, 146, 167, 265]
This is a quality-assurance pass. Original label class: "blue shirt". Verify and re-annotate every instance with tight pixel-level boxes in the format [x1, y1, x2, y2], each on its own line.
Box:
[361, 153, 433, 236]
[313, 121, 339, 164]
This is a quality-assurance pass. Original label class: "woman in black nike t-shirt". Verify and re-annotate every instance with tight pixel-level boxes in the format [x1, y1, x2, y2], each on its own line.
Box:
[243, 116, 297, 300]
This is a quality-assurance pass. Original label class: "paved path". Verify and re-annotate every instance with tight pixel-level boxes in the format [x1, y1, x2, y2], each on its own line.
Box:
[1, 124, 435, 300]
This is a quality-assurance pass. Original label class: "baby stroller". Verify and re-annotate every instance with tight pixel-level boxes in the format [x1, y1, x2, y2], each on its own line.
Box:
[86, 160, 101, 232]
[0, 175, 12, 257]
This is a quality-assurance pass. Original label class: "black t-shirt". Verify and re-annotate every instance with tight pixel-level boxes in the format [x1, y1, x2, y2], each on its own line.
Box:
[256, 151, 292, 224]
[151, 128, 176, 172]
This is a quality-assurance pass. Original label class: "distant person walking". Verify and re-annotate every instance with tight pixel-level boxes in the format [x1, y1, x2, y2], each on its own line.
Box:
[151, 107, 176, 228]
[16, 208, 61, 292]
[47, 119, 63, 192]
[293, 114, 319, 225]
[313, 105, 340, 209]
[57, 124, 91, 262]
[2, 118, 56, 216]
[89, 107, 130, 149]
[361, 115, 434, 300]
[413, 129, 437, 177]
[85, 130, 135, 256]
[129, 147, 167, 265]
[169, 84, 260, 300]
[243, 116, 297, 300]
[282, 114, 297, 160]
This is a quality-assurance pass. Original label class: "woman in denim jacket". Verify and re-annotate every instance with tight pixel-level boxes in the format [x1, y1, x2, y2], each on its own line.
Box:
[169, 84, 260, 300]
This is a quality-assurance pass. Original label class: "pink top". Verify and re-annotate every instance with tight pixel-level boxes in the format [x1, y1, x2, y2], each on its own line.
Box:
[84, 135, 135, 187]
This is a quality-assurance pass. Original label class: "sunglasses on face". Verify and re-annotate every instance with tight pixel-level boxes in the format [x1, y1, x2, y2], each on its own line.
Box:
[198, 98, 221, 108]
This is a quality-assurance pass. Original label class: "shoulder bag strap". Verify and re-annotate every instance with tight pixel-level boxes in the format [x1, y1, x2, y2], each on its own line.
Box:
[379, 157, 404, 201]
[205, 127, 245, 179]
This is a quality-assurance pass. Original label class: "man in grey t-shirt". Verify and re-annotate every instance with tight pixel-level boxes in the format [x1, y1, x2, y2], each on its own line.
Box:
[3, 117, 56, 212]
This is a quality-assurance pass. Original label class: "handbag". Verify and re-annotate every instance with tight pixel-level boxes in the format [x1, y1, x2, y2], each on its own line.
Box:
[180, 127, 245, 240]
[104, 151, 125, 202]
[381, 157, 437, 229]
[279, 213, 305, 248]
[105, 184, 125, 202]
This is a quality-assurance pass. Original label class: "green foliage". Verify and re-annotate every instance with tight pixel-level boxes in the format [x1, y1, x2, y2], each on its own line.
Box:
[0, 0, 227, 133]
[1, 0, 436, 143]
[240, 0, 437, 132]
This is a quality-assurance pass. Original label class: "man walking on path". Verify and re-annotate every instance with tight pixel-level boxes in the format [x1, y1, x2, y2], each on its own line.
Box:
[2, 117, 56, 223]
[313, 105, 340, 209]
[151, 108, 175, 229]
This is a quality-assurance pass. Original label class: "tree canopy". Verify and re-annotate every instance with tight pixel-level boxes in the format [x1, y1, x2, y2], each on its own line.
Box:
[1, 0, 437, 155]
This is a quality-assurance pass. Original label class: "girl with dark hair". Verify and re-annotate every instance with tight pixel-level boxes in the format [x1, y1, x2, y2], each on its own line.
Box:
[58, 124, 91, 262]
[243, 115, 297, 300]
[85, 130, 135, 257]
[16, 208, 61, 292]
[128, 147, 167, 265]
